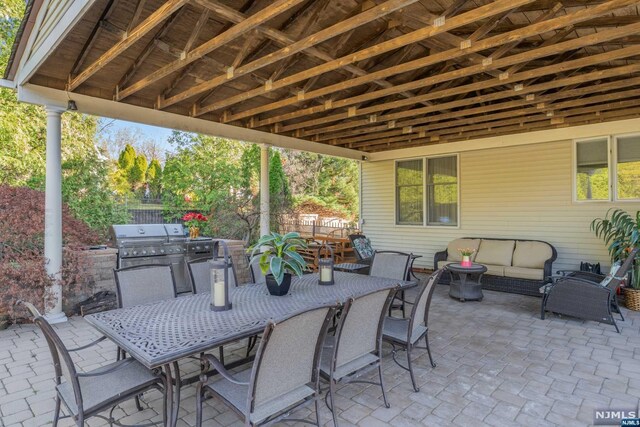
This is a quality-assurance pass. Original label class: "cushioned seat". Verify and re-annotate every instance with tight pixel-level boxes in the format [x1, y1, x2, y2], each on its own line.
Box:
[57, 359, 159, 415]
[475, 240, 515, 267]
[505, 266, 544, 280]
[482, 264, 506, 277]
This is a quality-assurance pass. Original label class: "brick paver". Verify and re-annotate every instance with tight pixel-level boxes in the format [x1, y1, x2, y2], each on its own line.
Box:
[1, 280, 639, 426]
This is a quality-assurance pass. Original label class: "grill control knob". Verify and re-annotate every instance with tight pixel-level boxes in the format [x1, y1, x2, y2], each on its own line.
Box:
[151, 250, 156, 254]
[196, 246, 201, 250]
[123, 251, 129, 256]
[133, 251, 138, 256]
[142, 250, 147, 255]
[204, 245, 210, 250]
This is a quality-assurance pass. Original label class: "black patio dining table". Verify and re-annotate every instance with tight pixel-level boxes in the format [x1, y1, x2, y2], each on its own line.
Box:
[85, 271, 416, 426]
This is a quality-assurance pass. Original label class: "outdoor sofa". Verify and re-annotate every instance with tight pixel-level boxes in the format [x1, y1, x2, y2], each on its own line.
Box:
[434, 237, 557, 296]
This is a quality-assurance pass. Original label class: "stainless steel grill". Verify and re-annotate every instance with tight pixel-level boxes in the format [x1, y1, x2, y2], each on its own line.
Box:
[111, 224, 214, 294]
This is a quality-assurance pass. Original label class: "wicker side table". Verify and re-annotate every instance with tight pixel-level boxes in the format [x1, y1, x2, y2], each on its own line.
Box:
[446, 263, 487, 302]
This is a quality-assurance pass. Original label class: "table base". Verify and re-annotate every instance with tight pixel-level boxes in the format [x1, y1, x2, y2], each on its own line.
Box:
[449, 281, 483, 302]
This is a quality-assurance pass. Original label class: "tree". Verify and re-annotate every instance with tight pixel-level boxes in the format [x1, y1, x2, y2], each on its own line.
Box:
[147, 158, 162, 197]
[269, 149, 291, 209]
[118, 144, 136, 170]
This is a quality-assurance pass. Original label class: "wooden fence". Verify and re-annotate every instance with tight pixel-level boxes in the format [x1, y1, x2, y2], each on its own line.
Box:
[279, 218, 359, 238]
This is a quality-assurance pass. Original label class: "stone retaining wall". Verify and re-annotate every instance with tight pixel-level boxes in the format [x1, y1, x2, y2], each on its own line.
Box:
[63, 248, 118, 312]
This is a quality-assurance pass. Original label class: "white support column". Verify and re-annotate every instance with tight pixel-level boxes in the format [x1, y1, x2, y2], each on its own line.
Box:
[259, 144, 270, 237]
[44, 106, 67, 324]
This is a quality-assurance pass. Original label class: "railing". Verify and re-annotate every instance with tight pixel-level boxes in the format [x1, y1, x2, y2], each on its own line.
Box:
[279, 218, 359, 238]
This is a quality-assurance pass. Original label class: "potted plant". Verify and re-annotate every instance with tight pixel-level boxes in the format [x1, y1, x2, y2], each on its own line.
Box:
[592, 208, 640, 310]
[182, 212, 208, 239]
[457, 248, 475, 267]
[248, 232, 308, 296]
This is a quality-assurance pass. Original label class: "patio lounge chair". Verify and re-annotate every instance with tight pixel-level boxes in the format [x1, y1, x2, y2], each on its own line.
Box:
[195, 304, 336, 427]
[370, 250, 412, 317]
[541, 247, 638, 333]
[382, 269, 443, 392]
[17, 301, 166, 427]
[320, 287, 396, 426]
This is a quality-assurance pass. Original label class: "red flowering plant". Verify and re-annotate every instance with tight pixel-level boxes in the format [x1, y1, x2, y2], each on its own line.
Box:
[182, 212, 208, 229]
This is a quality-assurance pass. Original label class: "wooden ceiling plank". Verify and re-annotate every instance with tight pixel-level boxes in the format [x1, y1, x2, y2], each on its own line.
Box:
[70, 0, 118, 76]
[192, 0, 538, 117]
[117, 8, 185, 89]
[68, 0, 188, 91]
[127, 0, 148, 34]
[280, 23, 640, 133]
[159, 0, 418, 109]
[114, 0, 307, 101]
[297, 54, 640, 137]
[245, 0, 635, 128]
[232, 31, 259, 68]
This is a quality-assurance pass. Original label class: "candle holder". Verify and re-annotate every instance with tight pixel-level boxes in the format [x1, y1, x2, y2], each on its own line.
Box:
[210, 240, 232, 311]
[317, 243, 335, 286]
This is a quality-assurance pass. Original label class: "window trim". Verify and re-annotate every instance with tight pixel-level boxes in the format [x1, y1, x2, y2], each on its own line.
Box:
[394, 154, 460, 228]
[573, 134, 640, 203]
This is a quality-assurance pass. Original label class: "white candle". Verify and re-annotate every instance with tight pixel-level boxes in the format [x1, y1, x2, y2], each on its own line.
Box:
[320, 266, 332, 282]
[214, 281, 226, 307]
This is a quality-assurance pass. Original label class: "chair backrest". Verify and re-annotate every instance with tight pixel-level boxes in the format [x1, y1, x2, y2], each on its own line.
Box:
[114, 264, 177, 308]
[248, 305, 334, 415]
[333, 287, 395, 368]
[349, 234, 375, 261]
[187, 258, 238, 294]
[369, 251, 411, 280]
[17, 302, 83, 413]
[248, 253, 274, 285]
[608, 247, 639, 289]
[408, 269, 444, 338]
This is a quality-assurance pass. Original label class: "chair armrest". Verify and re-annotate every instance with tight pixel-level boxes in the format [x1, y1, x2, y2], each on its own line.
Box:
[434, 250, 448, 267]
[67, 336, 107, 352]
[76, 358, 135, 377]
[201, 354, 248, 385]
[547, 275, 608, 288]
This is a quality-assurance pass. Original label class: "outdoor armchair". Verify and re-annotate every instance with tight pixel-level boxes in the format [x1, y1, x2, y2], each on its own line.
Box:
[382, 269, 443, 392]
[113, 264, 178, 308]
[187, 258, 238, 294]
[320, 287, 396, 426]
[195, 304, 335, 426]
[541, 248, 638, 333]
[17, 301, 166, 427]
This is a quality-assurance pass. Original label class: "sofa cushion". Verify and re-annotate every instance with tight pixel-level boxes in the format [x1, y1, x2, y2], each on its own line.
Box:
[475, 240, 515, 266]
[512, 241, 553, 269]
[480, 264, 505, 277]
[504, 266, 544, 281]
[446, 239, 481, 262]
[437, 260, 450, 270]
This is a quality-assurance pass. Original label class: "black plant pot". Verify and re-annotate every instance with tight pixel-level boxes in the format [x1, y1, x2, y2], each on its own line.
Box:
[265, 273, 292, 296]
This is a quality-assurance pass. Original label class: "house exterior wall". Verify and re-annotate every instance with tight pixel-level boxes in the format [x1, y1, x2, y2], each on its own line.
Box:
[361, 138, 640, 272]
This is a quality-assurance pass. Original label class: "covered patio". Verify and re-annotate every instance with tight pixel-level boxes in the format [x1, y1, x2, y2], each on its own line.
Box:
[3, 0, 640, 426]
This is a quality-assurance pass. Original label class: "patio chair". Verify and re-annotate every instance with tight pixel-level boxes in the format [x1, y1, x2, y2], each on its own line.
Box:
[348, 234, 375, 267]
[16, 301, 166, 427]
[382, 269, 443, 392]
[320, 287, 396, 426]
[187, 258, 238, 294]
[541, 247, 638, 333]
[370, 250, 412, 317]
[195, 304, 336, 427]
[113, 264, 177, 308]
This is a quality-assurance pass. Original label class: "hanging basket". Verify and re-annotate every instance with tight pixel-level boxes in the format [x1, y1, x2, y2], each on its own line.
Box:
[624, 288, 640, 311]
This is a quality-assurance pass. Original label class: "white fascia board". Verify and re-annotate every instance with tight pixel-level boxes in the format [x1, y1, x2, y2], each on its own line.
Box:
[367, 117, 640, 162]
[18, 83, 364, 159]
[16, 0, 98, 85]
[0, 79, 16, 89]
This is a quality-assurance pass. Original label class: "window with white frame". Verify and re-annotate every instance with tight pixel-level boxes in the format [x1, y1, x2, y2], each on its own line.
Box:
[574, 135, 640, 201]
[396, 155, 459, 226]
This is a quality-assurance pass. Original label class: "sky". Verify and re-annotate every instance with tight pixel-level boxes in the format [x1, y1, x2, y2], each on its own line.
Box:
[106, 118, 174, 150]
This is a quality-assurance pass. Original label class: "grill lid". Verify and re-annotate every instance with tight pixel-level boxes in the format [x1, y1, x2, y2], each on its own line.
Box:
[164, 224, 186, 239]
[111, 224, 168, 241]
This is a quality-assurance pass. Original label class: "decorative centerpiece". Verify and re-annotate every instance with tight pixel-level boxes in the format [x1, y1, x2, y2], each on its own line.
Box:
[182, 212, 208, 239]
[317, 243, 335, 286]
[458, 248, 475, 267]
[249, 232, 308, 296]
[592, 208, 640, 311]
[209, 240, 232, 311]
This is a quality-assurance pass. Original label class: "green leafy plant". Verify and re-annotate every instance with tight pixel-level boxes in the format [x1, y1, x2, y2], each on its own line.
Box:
[248, 232, 308, 285]
[592, 208, 640, 289]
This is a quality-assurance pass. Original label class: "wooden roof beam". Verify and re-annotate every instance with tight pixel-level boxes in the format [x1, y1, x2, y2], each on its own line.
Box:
[68, 0, 188, 91]
[197, 0, 538, 119]
[70, 0, 118, 76]
[114, 0, 307, 101]
[241, 0, 633, 128]
[279, 22, 640, 134]
[158, 0, 418, 109]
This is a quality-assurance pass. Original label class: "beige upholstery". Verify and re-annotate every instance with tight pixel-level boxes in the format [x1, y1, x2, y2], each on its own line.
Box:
[512, 241, 552, 269]
[475, 240, 515, 266]
[437, 260, 449, 270]
[446, 239, 481, 262]
[504, 266, 544, 280]
[482, 265, 506, 277]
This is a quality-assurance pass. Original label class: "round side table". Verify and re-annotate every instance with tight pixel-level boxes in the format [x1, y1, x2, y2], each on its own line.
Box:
[446, 263, 487, 302]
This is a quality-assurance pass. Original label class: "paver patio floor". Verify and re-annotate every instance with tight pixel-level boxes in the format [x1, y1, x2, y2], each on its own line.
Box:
[1, 280, 639, 426]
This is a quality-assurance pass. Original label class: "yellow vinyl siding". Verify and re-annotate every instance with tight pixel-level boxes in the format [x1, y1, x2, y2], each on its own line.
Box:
[362, 140, 640, 272]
